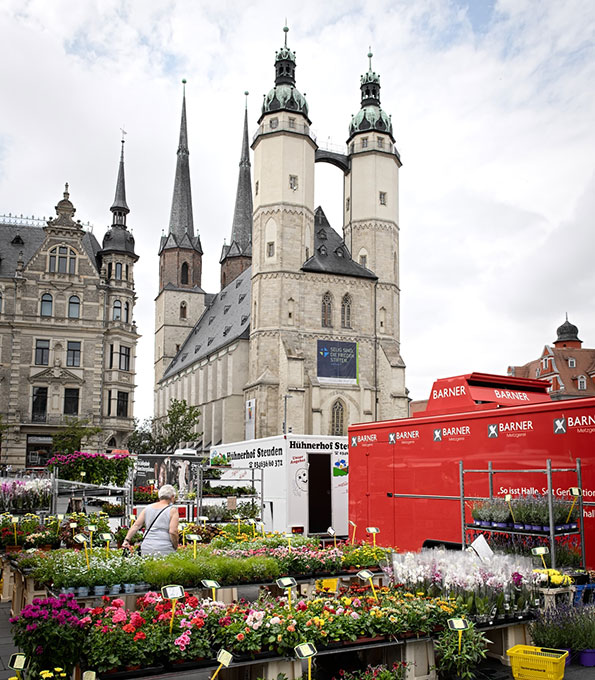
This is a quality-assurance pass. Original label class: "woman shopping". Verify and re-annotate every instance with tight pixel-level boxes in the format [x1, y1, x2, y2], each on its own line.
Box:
[122, 484, 179, 555]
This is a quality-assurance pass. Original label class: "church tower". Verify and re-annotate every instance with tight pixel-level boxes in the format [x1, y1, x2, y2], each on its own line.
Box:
[248, 26, 317, 436]
[343, 52, 405, 392]
[154, 82, 206, 391]
[220, 96, 253, 289]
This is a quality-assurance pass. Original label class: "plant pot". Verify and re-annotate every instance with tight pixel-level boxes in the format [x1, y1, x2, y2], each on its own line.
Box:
[541, 525, 551, 532]
[77, 586, 90, 597]
[123, 583, 136, 593]
[561, 649, 572, 666]
[530, 524, 541, 531]
[569, 522, 578, 530]
[493, 522, 507, 529]
[513, 523, 524, 530]
[579, 649, 595, 667]
[94, 585, 107, 596]
[109, 584, 122, 595]
[135, 582, 149, 591]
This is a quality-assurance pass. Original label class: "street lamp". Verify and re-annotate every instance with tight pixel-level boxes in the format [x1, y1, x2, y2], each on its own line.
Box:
[283, 394, 292, 434]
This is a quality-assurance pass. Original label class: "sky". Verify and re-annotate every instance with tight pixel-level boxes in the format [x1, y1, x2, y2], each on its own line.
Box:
[1, 0, 594, 422]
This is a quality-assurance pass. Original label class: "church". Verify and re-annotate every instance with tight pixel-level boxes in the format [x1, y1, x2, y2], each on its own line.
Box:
[154, 29, 408, 451]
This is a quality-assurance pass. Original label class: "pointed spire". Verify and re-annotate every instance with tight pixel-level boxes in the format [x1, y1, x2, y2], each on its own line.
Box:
[111, 134, 130, 225]
[228, 94, 252, 252]
[168, 79, 200, 250]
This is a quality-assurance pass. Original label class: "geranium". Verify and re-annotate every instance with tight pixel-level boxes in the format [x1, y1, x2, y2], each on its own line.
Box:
[10, 594, 89, 674]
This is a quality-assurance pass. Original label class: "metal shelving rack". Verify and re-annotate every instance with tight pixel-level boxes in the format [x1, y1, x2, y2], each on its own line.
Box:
[459, 458, 586, 569]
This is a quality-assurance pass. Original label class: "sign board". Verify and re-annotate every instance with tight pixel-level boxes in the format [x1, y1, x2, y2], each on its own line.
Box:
[276, 577, 297, 589]
[295, 643, 317, 659]
[245, 398, 256, 440]
[161, 585, 185, 599]
[470, 534, 493, 562]
[317, 340, 358, 385]
[216, 649, 233, 666]
[135, 454, 201, 496]
[447, 618, 469, 630]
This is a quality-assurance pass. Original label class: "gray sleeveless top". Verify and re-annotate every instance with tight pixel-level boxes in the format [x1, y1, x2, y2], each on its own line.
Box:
[141, 504, 174, 555]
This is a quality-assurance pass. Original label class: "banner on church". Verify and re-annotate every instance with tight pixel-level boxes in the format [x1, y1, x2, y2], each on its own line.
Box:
[317, 340, 358, 385]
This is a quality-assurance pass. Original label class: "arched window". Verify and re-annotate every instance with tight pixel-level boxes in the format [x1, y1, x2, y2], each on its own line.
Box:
[68, 295, 80, 319]
[578, 375, 587, 391]
[0, 291, 3, 313]
[40, 293, 53, 317]
[49, 246, 76, 274]
[107, 263, 112, 280]
[341, 294, 352, 328]
[112, 300, 122, 321]
[331, 400, 345, 436]
[124, 302, 130, 323]
[180, 301, 187, 319]
[115, 262, 123, 280]
[181, 262, 189, 285]
[125, 264, 129, 280]
[322, 292, 332, 327]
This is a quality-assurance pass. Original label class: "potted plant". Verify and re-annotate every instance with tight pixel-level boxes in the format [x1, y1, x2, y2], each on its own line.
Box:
[10, 593, 90, 674]
[572, 605, 595, 667]
[433, 622, 489, 679]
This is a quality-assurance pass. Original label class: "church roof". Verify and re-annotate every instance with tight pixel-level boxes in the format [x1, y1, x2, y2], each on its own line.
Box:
[161, 267, 251, 382]
[302, 207, 377, 280]
[348, 51, 394, 143]
[221, 102, 253, 264]
[165, 82, 202, 254]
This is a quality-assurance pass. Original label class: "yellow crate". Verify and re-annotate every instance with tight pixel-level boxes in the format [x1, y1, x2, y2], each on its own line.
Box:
[506, 645, 568, 680]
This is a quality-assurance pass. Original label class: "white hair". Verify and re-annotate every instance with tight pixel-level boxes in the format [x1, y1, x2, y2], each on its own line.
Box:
[158, 484, 176, 500]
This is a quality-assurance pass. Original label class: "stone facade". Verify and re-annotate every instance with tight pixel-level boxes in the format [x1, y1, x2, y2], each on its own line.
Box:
[153, 36, 408, 451]
[0, 180, 139, 467]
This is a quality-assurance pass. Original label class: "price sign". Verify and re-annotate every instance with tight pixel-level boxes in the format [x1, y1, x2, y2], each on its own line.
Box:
[294, 643, 317, 659]
[8, 653, 27, 670]
[216, 649, 233, 667]
[100, 533, 113, 542]
[505, 494, 512, 502]
[327, 526, 336, 536]
[366, 527, 379, 533]
[201, 579, 221, 589]
[69, 522, 77, 529]
[570, 487, 582, 497]
[57, 514, 64, 520]
[11, 517, 19, 524]
[73, 533, 88, 544]
[447, 618, 469, 630]
[187, 534, 201, 541]
[276, 577, 297, 589]
[531, 546, 549, 556]
[82, 672, 97, 680]
[87, 524, 97, 532]
[357, 569, 374, 580]
[161, 585, 185, 600]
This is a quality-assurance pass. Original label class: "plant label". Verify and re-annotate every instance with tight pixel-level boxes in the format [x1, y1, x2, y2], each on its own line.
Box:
[276, 577, 297, 589]
[294, 643, 317, 659]
[216, 649, 232, 666]
[161, 585, 185, 600]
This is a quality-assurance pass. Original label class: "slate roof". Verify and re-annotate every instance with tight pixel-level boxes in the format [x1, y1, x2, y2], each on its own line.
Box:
[301, 207, 377, 280]
[0, 221, 102, 276]
[161, 267, 251, 381]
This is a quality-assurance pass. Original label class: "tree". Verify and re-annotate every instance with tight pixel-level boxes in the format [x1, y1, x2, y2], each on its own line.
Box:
[127, 400, 201, 454]
[51, 417, 103, 455]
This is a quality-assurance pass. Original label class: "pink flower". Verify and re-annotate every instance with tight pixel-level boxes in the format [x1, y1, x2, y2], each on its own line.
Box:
[112, 598, 125, 608]
[80, 616, 92, 625]
[112, 609, 127, 623]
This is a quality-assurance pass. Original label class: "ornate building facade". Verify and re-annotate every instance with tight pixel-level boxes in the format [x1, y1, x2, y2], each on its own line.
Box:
[0, 144, 139, 466]
[154, 32, 408, 450]
[508, 317, 595, 399]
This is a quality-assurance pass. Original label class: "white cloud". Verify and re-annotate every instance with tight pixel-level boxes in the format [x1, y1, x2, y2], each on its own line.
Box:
[1, 0, 594, 419]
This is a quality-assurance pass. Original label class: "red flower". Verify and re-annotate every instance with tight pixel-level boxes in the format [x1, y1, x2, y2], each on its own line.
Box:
[122, 623, 135, 633]
[185, 595, 199, 608]
[236, 633, 245, 641]
[134, 631, 146, 641]
[191, 616, 205, 628]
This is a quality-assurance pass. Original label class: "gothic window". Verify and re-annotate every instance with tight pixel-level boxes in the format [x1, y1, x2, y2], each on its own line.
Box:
[267, 242, 275, 257]
[379, 191, 387, 206]
[181, 262, 189, 285]
[322, 292, 332, 327]
[359, 253, 367, 268]
[289, 175, 298, 190]
[255, 180, 259, 196]
[346, 197, 350, 212]
[341, 294, 352, 328]
[48, 246, 76, 274]
[115, 262, 123, 280]
[40, 293, 53, 317]
[35, 339, 50, 366]
[288, 298, 295, 325]
[331, 400, 346, 436]
[112, 299, 122, 321]
[578, 375, 587, 390]
[180, 301, 187, 319]
[124, 302, 130, 323]
[379, 306, 386, 331]
[68, 295, 80, 319]
[0, 291, 3, 313]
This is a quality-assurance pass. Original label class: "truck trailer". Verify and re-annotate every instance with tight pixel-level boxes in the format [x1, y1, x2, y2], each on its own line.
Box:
[348, 373, 594, 567]
[210, 434, 349, 535]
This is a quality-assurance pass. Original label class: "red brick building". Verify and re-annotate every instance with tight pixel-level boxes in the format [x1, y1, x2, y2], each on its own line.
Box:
[508, 317, 595, 400]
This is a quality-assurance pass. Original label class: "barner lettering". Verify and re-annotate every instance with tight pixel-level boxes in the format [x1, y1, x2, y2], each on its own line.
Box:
[499, 421, 533, 432]
[494, 389, 530, 401]
[432, 385, 466, 399]
[442, 426, 470, 436]
[568, 415, 595, 427]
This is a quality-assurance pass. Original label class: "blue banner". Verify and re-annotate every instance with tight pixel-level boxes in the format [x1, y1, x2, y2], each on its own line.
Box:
[317, 340, 358, 384]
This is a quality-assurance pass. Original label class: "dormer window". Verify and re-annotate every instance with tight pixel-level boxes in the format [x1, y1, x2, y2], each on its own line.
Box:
[568, 357, 576, 368]
[12, 234, 24, 245]
[578, 375, 587, 390]
[49, 246, 76, 274]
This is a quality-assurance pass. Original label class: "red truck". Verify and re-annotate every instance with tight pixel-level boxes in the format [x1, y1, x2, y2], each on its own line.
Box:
[348, 373, 594, 567]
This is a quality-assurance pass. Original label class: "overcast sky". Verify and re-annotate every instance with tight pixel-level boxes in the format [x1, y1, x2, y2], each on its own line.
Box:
[1, 0, 594, 422]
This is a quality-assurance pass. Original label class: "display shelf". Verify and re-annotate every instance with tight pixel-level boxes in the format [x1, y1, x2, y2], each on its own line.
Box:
[464, 524, 579, 538]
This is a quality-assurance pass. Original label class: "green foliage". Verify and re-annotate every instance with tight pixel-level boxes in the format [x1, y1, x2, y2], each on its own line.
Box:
[127, 399, 201, 453]
[51, 417, 103, 455]
[433, 623, 488, 680]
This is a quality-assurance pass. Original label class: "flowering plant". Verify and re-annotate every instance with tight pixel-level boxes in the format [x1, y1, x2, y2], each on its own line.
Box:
[47, 451, 132, 486]
[334, 662, 411, 680]
[433, 622, 489, 680]
[10, 593, 89, 674]
[0, 479, 52, 513]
